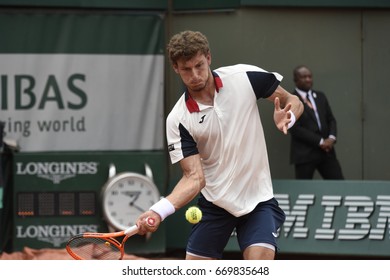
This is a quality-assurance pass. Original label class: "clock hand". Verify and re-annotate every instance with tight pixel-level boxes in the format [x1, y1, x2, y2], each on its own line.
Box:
[130, 202, 146, 213]
[120, 191, 145, 212]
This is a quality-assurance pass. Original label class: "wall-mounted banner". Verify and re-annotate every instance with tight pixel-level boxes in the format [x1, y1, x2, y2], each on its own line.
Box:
[224, 180, 390, 257]
[0, 12, 164, 152]
[274, 180, 390, 257]
[12, 151, 167, 252]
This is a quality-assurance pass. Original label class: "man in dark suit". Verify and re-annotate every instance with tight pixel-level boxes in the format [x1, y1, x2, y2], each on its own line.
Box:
[289, 65, 344, 179]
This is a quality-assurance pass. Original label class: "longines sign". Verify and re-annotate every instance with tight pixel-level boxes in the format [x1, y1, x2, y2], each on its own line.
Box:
[16, 161, 99, 184]
[12, 151, 167, 253]
[16, 224, 98, 247]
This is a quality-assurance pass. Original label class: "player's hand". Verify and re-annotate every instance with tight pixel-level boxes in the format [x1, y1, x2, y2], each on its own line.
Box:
[273, 97, 292, 135]
[136, 211, 160, 235]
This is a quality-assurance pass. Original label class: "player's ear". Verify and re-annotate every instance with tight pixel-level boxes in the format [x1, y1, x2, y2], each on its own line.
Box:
[206, 52, 211, 65]
[172, 62, 179, 73]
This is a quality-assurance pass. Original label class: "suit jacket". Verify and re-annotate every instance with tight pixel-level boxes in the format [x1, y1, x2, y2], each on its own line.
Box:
[290, 89, 338, 164]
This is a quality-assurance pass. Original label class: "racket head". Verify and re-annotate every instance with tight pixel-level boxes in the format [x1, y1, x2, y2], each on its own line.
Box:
[66, 232, 128, 260]
[66, 222, 149, 260]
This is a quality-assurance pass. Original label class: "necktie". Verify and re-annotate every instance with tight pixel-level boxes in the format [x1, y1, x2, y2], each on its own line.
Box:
[305, 93, 314, 109]
[306, 91, 322, 130]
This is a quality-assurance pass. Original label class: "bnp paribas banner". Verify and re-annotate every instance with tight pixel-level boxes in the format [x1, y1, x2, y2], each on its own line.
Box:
[0, 12, 164, 151]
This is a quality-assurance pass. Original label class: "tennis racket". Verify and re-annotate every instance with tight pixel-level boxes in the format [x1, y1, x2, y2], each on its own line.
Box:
[66, 217, 155, 260]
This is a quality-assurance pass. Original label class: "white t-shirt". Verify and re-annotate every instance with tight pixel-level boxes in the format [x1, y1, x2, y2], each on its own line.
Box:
[166, 64, 283, 217]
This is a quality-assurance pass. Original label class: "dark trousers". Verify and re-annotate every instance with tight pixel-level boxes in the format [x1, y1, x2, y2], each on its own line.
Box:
[295, 154, 344, 180]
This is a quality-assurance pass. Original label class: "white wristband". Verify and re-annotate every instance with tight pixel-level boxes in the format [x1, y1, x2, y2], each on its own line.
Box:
[287, 110, 296, 129]
[150, 198, 175, 221]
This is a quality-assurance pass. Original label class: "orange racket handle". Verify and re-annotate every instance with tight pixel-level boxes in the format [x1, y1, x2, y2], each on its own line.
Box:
[123, 217, 156, 236]
[123, 225, 138, 236]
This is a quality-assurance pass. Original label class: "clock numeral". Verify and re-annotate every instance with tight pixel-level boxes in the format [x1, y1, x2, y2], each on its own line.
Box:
[127, 179, 135, 185]
[111, 190, 118, 196]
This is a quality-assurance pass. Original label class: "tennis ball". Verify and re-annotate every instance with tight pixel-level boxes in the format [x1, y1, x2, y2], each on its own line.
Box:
[185, 206, 202, 224]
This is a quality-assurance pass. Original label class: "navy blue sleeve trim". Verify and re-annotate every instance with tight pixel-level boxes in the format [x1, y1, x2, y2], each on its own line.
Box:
[179, 123, 199, 158]
[247, 71, 281, 99]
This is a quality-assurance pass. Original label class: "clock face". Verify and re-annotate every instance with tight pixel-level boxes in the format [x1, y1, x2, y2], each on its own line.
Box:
[102, 172, 160, 231]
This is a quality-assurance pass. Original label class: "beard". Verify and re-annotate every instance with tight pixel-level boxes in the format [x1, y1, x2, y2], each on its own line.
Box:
[188, 70, 211, 92]
[189, 82, 207, 92]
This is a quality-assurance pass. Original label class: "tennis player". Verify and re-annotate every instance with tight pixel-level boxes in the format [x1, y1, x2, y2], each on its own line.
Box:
[137, 30, 303, 260]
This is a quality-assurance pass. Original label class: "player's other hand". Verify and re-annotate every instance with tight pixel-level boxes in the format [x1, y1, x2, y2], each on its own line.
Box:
[273, 97, 292, 135]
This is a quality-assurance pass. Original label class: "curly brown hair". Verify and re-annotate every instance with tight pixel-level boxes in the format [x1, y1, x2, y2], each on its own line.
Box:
[167, 30, 210, 65]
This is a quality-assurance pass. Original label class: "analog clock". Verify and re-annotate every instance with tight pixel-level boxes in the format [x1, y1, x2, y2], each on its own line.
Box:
[101, 163, 160, 231]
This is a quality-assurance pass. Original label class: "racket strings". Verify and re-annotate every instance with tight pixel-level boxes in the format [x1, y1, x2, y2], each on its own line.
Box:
[68, 237, 122, 260]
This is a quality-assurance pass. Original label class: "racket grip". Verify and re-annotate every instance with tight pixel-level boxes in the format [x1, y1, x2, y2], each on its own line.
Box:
[124, 225, 138, 236]
[124, 217, 155, 236]
[146, 217, 156, 227]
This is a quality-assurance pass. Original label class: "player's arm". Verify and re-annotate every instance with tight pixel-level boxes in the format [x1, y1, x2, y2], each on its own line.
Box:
[267, 85, 304, 134]
[136, 154, 205, 234]
[166, 154, 206, 209]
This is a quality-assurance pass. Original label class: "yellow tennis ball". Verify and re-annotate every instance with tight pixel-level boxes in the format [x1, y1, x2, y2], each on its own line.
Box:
[185, 206, 202, 224]
[104, 241, 110, 247]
